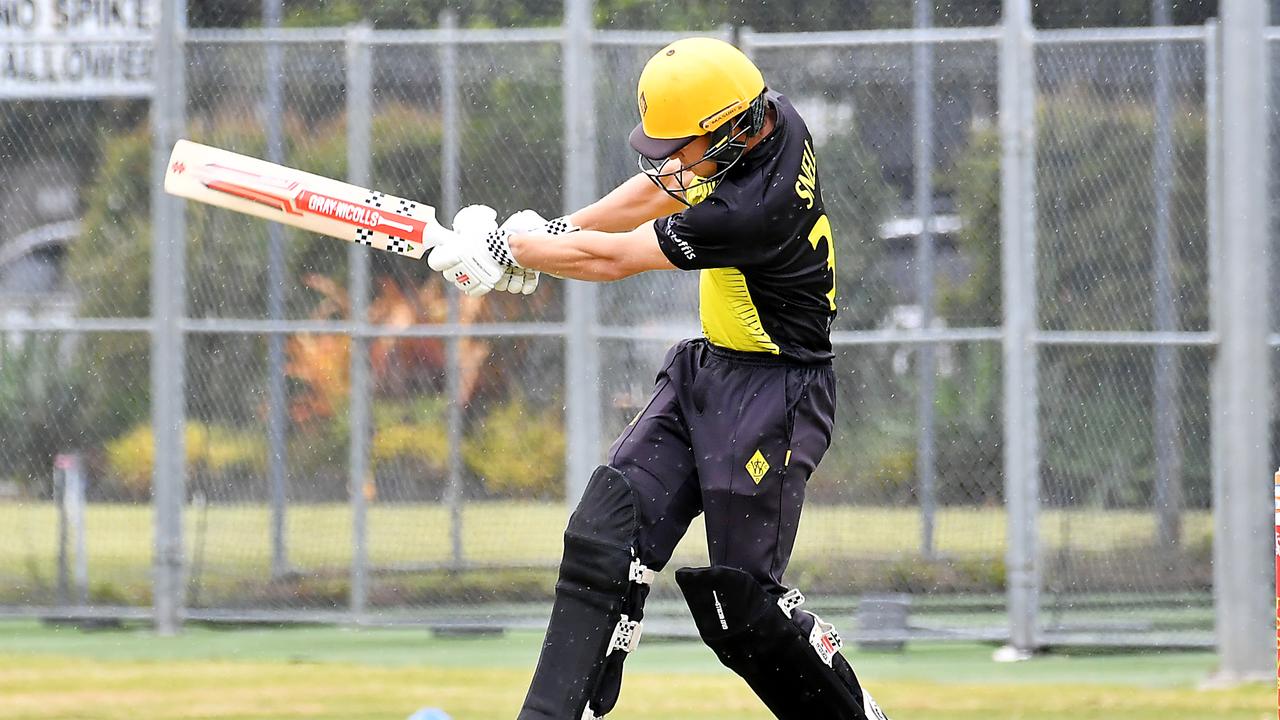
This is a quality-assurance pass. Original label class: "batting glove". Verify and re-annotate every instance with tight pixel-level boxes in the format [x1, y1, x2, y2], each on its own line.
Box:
[499, 212, 580, 292]
[450, 204, 499, 238]
[429, 206, 517, 297]
[430, 208, 579, 297]
[490, 211, 581, 294]
[494, 209, 548, 295]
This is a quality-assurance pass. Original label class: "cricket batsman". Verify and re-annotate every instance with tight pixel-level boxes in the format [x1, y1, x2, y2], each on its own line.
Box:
[429, 37, 889, 720]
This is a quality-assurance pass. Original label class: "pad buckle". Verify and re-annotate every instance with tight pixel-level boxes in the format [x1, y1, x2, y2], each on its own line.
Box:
[628, 558, 655, 585]
[777, 587, 806, 615]
[807, 613, 844, 667]
[607, 615, 643, 656]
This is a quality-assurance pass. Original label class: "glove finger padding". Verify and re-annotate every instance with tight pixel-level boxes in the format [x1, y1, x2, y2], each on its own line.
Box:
[504, 268, 540, 295]
[519, 268, 538, 295]
[451, 204, 499, 236]
[502, 269, 523, 295]
[494, 268, 514, 293]
[500, 209, 549, 233]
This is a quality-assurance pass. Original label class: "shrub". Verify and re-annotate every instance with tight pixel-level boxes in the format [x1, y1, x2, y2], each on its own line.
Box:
[104, 422, 266, 498]
[464, 395, 565, 499]
[369, 398, 452, 499]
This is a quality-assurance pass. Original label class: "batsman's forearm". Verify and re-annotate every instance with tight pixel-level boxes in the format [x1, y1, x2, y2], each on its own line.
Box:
[509, 230, 632, 281]
[569, 173, 683, 232]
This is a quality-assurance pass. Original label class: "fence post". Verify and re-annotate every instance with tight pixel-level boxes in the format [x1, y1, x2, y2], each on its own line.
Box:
[55, 457, 67, 606]
[55, 454, 90, 606]
[60, 454, 89, 606]
[999, 0, 1040, 654]
[440, 10, 466, 570]
[263, 0, 291, 582]
[1150, 0, 1184, 556]
[346, 22, 374, 621]
[562, 0, 601, 507]
[150, 0, 188, 637]
[912, 0, 939, 560]
[1212, 0, 1273, 681]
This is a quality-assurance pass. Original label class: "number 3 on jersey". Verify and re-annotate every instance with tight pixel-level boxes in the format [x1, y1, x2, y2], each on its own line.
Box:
[807, 213, 836, 311]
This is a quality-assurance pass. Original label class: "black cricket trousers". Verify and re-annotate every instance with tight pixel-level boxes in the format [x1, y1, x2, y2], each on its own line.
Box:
[607, 338, 836, 594]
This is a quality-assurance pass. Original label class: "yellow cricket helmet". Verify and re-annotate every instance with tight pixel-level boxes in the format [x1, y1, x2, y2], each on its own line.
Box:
[629, 37, 766, 160]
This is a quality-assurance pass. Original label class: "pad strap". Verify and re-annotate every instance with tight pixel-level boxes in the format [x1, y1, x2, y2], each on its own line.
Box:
[807, 612, 844, 667]
[629, 558, 656, 585]
[607, 615, 644, 656]
[777, 587, 805, 615]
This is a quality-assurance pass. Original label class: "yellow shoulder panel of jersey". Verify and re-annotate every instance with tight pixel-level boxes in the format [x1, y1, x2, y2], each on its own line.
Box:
[684, 177, 717, 205]
[699, 268, 780, 354]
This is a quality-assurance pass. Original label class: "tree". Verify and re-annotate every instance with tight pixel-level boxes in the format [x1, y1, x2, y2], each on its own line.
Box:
[0, 335, 86, 490]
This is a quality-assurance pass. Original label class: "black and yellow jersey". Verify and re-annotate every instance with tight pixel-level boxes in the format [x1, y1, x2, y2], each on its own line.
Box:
[653, 92, 835, 364]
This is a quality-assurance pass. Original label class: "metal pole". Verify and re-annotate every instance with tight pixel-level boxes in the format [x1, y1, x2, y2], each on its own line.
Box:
[1150, 0, 1183, 555]
[65, 454, 88, 606]
[263, 0, 290, 582]
[913, 0, 938, 560]
[562, 0, 601, 507]
[999, 0, 1040, 653]
[151, 0, 188, 636]
[346, 23, 374, 620]
[440, 10, 465, 569]
[1212, 0, 1273, 681]
[55, 459, 68, 606]
[1204, 22, 1220, 373]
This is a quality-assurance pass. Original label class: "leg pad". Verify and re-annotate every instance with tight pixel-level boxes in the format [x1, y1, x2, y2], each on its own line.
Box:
[518, 466, 653, 720]
[676, 565, 890, 720]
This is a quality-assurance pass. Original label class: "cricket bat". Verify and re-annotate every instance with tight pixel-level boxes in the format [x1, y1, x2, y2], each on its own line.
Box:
[163, 139, 444, 260]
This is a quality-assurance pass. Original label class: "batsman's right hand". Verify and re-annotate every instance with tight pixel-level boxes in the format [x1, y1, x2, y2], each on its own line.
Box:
[431, 205, 514, 297]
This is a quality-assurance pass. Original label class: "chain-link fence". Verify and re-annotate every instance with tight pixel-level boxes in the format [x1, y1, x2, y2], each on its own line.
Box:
[1033, 32, 1214, 645]
[0, 19, 1265, 656]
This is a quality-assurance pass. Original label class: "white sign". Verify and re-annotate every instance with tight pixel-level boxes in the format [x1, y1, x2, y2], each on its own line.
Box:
[1, 0, 157, 98]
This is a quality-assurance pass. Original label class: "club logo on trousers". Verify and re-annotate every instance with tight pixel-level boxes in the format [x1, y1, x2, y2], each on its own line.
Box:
[746, 449, 770, 484]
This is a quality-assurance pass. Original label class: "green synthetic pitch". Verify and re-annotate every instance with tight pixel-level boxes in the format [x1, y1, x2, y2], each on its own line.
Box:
[0, 621, 1269, 720]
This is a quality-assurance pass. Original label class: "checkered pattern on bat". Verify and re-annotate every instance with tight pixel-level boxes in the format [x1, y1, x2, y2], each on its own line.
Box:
[352, 227, 414, 256]
[385, 237, 413, 255]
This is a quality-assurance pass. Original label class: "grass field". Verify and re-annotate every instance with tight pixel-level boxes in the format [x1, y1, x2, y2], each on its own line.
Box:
[1, 501, 1213, 592]
[0, 620, 1268, 720]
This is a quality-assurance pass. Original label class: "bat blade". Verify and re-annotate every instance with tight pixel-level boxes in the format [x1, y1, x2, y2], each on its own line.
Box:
[164, 139, 442, 260]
